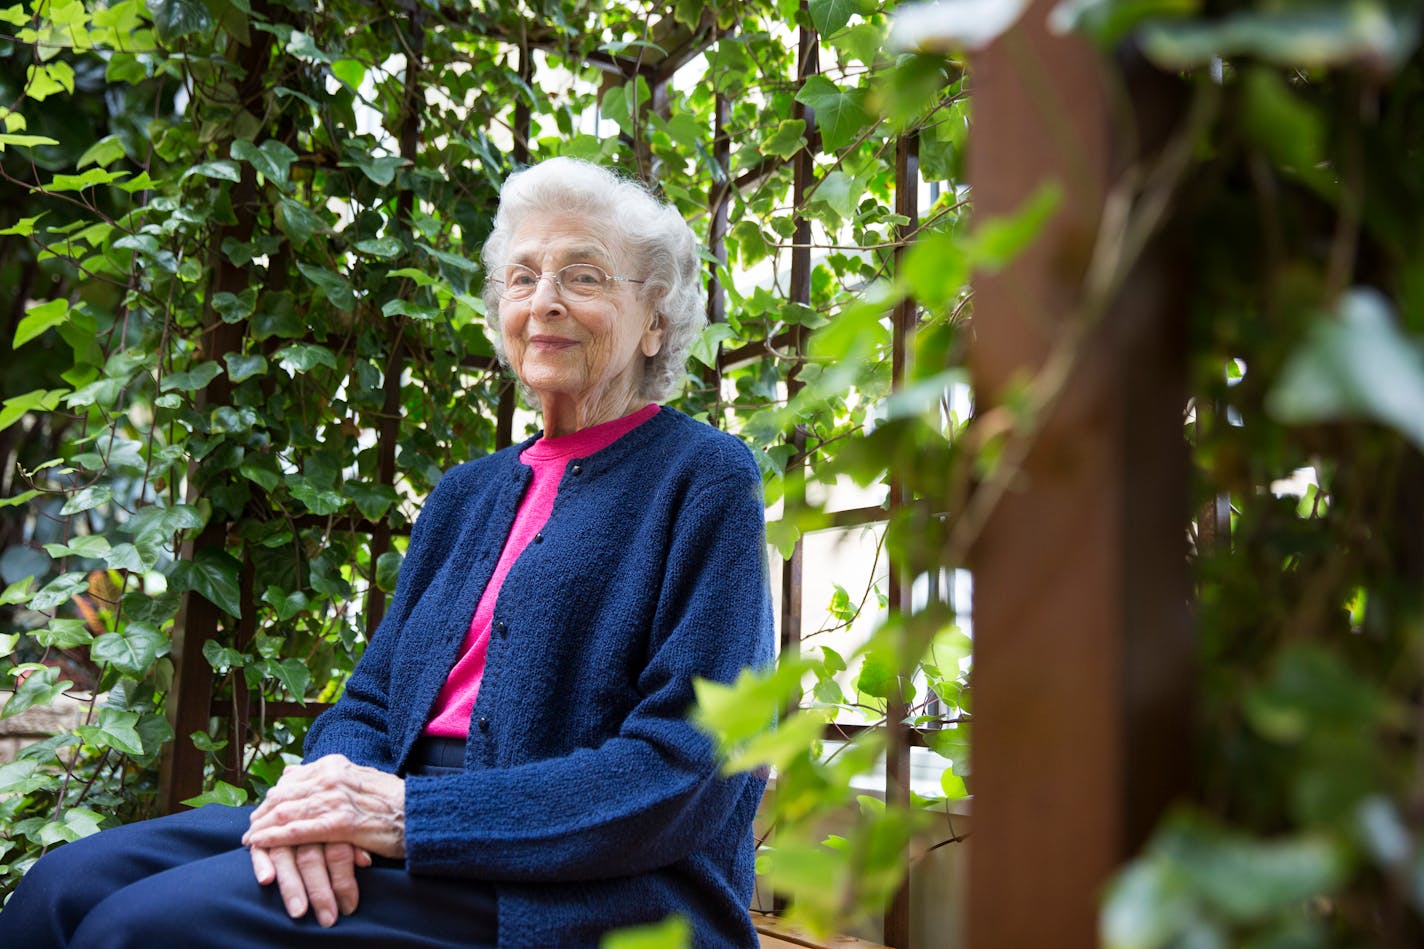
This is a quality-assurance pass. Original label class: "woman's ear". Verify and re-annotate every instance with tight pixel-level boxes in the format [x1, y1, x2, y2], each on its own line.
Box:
[640, 312, 665, 358]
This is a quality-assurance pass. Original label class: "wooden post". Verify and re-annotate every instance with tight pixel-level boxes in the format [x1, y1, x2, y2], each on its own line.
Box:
[883, 130, 919, 949]
[158, 6, 277, 812]
[966, 6, 1191, 946]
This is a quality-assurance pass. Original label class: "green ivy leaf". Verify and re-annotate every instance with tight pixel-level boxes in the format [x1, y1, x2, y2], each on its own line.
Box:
[1140, 4, 1417, 72]
[2, 666, 73, 719]
[794, 75, 870, 152]
[809, 0, 858, 36]
[344, 481, 398, 520]
[170, 548, 243, 618]
[1268, 289, 1424, 453]
[388, 267, 444, 288]
[91, 622, 167, 676]
[0, 488, 41, 509]
[47, 168, 131, 193]
[690, 323, 737, 369]
[269, 657, 310, 702]
[34, 619, 94, 649]
[231, 138, 298, 188]
[967, 183, 1061, 273]
[225, 352, 268, 383]
[77, 134, 129, 169]
[202, 639, 246, 673]
[354, 237, 404, 258]
[276, 197, 327, 245]
[330, 58, 365, 89]
[0, 388, 68, 433]
[342, 154, 406, 186]
[25, 61, 76, 100]
[692, 660, 811, 747]
[381, 299, 440, 320]
[103, 542, 150, 573]
[181, 780, 249, 808]
[212, 287, 258, 323]
[148, 0, 213, 44]
[295, 262, 355, 310]
[29, 572, 89, 612]
[855, 640, 898, 701]
[1, 577, 35, 607]
[285, 29, 332, 62]
[600, 914, 690, 949]
[761, 119, 808, 160]
[238, 453, 281, 490]
[130, 502, 206, 546]
[160, 360, 223, 392]
[0, 759, 45, 795]
[262, 586, 309, 621]
[14, 299, 71, 348]
[44, 534, 112, 560]
[76, 709, 144, 756]
[0, 133, 61, 149]
[183, 159, 241, 182]
[290, 477, 344, 515]
[274, 343, 338, 374]
[375, 551, 403, 594]
[723, 710, 825, 775]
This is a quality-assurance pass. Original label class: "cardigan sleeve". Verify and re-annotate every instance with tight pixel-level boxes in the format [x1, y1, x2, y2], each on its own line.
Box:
[302, 472, 456, 770]
[401, 462, 774, 881]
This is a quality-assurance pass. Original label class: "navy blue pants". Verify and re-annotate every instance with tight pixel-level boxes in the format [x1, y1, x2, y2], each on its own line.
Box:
[0, 800, 497, 948]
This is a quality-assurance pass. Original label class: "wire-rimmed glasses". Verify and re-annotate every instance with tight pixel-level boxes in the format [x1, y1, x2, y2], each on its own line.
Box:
[491, 263, 645, 302]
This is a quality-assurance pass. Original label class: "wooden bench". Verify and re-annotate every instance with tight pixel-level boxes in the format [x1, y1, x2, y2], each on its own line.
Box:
[752, 912, 889, 949]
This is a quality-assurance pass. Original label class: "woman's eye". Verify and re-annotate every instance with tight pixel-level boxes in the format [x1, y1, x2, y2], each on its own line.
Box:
[567, 268, 602, 286]
[509, 270, 536, 286]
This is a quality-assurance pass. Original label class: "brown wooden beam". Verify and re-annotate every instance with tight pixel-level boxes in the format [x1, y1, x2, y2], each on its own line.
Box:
[159, 2, 279, 813]
[965, 5, 1191, 947]
[883, 129, 919, 949]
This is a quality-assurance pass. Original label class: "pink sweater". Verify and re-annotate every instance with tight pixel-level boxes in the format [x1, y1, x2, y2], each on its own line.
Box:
[423, 403, 661, 737]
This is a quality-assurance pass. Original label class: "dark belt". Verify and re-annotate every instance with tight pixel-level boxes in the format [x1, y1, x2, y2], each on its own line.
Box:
[408, 735, 467, 775]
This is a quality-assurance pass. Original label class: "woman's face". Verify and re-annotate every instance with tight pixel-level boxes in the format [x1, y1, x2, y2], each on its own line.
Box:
[497, 214, 663, 413]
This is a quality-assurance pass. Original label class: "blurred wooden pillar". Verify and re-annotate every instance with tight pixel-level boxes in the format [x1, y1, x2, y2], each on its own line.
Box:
[966, 6, 1191, 947]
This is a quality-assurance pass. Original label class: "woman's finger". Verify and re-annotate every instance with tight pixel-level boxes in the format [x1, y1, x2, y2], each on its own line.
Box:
[250, 844, 276, 885]
[267, 845, 309, 920]
[324, 842, 361, 917]
[295, 842, 340, 928]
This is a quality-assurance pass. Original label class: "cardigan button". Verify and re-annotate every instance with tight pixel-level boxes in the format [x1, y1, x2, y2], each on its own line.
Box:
[477, 717, 490, 732]
[534, 532, 543, 543]
[495, 620, 507, 637]
[571, 463, 582, 475]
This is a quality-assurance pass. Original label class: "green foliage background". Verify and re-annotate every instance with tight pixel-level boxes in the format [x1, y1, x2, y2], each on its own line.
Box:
[2, 0, 1424, 945]
[0, 0, 972, 932]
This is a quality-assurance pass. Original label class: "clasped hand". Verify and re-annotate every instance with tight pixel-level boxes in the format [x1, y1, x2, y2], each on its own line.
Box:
[243, 754, 406, 928]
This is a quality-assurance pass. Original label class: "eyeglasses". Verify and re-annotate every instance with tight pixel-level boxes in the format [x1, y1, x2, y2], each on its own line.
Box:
[490, 263, 645, 302]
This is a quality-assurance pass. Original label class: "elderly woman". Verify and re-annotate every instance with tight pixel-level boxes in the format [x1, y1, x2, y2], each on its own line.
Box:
[1, 157, 774, 949]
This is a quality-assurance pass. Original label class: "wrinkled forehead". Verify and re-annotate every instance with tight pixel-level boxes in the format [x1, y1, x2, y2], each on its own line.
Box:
[505, 214, 625, 270]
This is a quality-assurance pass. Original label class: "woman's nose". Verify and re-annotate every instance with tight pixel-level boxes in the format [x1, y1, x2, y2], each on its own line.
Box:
[527, 273, 566, 315]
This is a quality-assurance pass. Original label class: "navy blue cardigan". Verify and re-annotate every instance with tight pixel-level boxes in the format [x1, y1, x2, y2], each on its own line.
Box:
[304, 406, 775, 948]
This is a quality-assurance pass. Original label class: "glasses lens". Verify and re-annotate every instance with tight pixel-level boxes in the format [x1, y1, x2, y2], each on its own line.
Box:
[558, 264, 608, 300]
[499, 265, 537, 300]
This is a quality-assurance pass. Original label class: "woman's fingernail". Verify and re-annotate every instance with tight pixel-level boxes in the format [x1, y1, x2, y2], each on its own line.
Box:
[318, 911, 336, 927]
